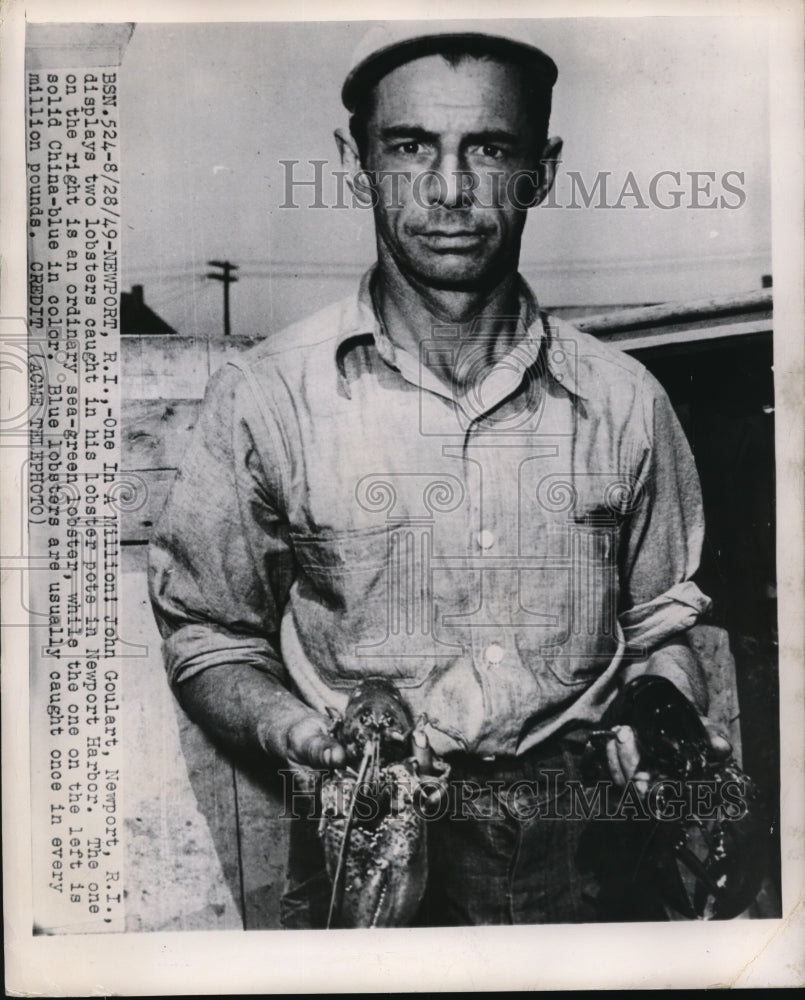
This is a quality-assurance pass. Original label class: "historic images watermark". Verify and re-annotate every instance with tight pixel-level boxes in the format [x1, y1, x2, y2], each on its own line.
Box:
[278, 162, 748, 211]
[279, 768, 752, 824]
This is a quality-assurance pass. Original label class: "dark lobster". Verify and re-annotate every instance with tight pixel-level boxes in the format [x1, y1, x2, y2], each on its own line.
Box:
[318, 679, 450, 928]
[581, 675, 769, 920]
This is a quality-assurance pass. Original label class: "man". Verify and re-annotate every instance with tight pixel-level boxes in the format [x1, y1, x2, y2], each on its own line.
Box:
[149, 23, 721, 926]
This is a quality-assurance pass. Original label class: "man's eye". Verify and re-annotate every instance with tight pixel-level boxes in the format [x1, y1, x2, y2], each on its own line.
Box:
[479, 144, 505, 160]
[398, 141, 422, 155]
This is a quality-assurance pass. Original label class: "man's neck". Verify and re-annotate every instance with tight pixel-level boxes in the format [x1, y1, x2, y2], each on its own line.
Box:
[373, 253, 524, 391]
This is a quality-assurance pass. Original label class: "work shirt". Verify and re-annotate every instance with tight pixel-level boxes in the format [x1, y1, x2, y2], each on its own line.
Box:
[148, 268, 710, 758]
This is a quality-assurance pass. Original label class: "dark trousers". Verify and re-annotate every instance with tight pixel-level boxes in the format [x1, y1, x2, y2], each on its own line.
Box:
[280, 739, 601, 929]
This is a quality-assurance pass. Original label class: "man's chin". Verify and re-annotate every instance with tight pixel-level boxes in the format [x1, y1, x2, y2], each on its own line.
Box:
[407, 255, 502, 292]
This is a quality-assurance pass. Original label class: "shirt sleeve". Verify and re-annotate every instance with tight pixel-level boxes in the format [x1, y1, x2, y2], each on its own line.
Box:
[617, 367, 712, 653]
[147, 362, 295, 693]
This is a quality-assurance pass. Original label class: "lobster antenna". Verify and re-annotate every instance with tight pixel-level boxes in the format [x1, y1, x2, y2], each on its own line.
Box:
[326, 737, 375, 929]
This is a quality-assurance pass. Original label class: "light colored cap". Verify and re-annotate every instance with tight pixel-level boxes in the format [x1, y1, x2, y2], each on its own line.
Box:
[342, 21, 558, 112]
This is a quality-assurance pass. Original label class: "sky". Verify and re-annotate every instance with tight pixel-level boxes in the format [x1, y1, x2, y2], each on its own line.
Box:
[120, 17, 771, 338]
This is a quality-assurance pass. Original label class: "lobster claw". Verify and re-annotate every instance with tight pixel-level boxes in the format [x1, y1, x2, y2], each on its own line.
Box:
[599, 675, 712, 777]
[579, 675, 770, 921]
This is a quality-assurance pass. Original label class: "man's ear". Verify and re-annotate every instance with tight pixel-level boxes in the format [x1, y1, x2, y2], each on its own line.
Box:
[533, 135, 563, 206]
[334, 127, 360, 173]
[334, 127, 374, 206]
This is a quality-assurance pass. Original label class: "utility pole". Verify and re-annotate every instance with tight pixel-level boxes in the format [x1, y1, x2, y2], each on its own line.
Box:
[206, 260, 239, 336]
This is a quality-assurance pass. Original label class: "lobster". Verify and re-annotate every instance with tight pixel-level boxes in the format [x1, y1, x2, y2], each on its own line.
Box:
[581, 675, 769, 921]
[318, 679, 450, 929]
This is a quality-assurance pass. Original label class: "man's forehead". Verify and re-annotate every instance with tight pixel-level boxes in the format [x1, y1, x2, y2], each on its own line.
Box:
[369, 55, 531, 127]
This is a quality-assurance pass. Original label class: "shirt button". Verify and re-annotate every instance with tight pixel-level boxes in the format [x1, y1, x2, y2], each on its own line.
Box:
[485, 643, 505, 665]
[476, 529, 495, 550]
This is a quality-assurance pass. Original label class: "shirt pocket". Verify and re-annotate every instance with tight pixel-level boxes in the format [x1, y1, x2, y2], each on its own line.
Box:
[288, 524, 438, 688]
[517, 519, 621, 686]
[290, 523, 392, 608]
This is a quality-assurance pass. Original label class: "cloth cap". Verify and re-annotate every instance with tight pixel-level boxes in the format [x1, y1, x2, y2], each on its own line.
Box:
[342, 21, 558, 112]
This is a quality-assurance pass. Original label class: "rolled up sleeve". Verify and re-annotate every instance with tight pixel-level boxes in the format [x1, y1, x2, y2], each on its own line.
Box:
[148, 363, 295, 693]
[618, 369, 711, 653]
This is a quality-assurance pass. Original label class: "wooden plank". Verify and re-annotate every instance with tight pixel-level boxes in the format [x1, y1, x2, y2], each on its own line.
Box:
[120, 546, 243, 931]
[598, 318, 772, 355]
[122, 334, 262, 399]
[233, 765, 290, 930]
[577, 289, 772, 334]
[120, 468, 176, 543]
[122, 334, 210, 400]
[173, 710, 245, 929]
[122, 398, 201, 471]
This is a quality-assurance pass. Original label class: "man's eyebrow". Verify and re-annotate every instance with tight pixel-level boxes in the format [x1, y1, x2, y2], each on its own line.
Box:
[378, 125, 439, 142]
[463, 130, 520, 147]
[377, 125, 522, 147]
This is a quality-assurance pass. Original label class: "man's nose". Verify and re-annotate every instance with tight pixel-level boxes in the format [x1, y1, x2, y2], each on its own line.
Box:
[422, 153, 474, 209]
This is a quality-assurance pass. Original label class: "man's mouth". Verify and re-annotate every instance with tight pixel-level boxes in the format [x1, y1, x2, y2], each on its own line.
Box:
[415, 230, 486, 251]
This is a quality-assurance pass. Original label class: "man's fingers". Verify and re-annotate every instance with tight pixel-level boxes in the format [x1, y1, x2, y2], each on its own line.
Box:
[306, 733, 347, 770]
[411, 722, 436, 774]
[605, 735, 624, 785]
[286, 716, 346, 770]
[701, 718, 732, 759]
[606, 725, 641, 786]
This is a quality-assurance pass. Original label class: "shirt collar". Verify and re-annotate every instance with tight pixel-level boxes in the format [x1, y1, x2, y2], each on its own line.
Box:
[335, 265, 587, 402]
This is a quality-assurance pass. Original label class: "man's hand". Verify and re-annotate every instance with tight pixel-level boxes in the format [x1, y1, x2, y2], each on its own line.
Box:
[284, 714, 347, 771]
[609, 639, 733, 792]
[606, 718, 733, 794]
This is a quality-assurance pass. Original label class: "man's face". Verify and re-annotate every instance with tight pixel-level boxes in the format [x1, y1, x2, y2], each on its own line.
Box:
[355, 54, 556, 292]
